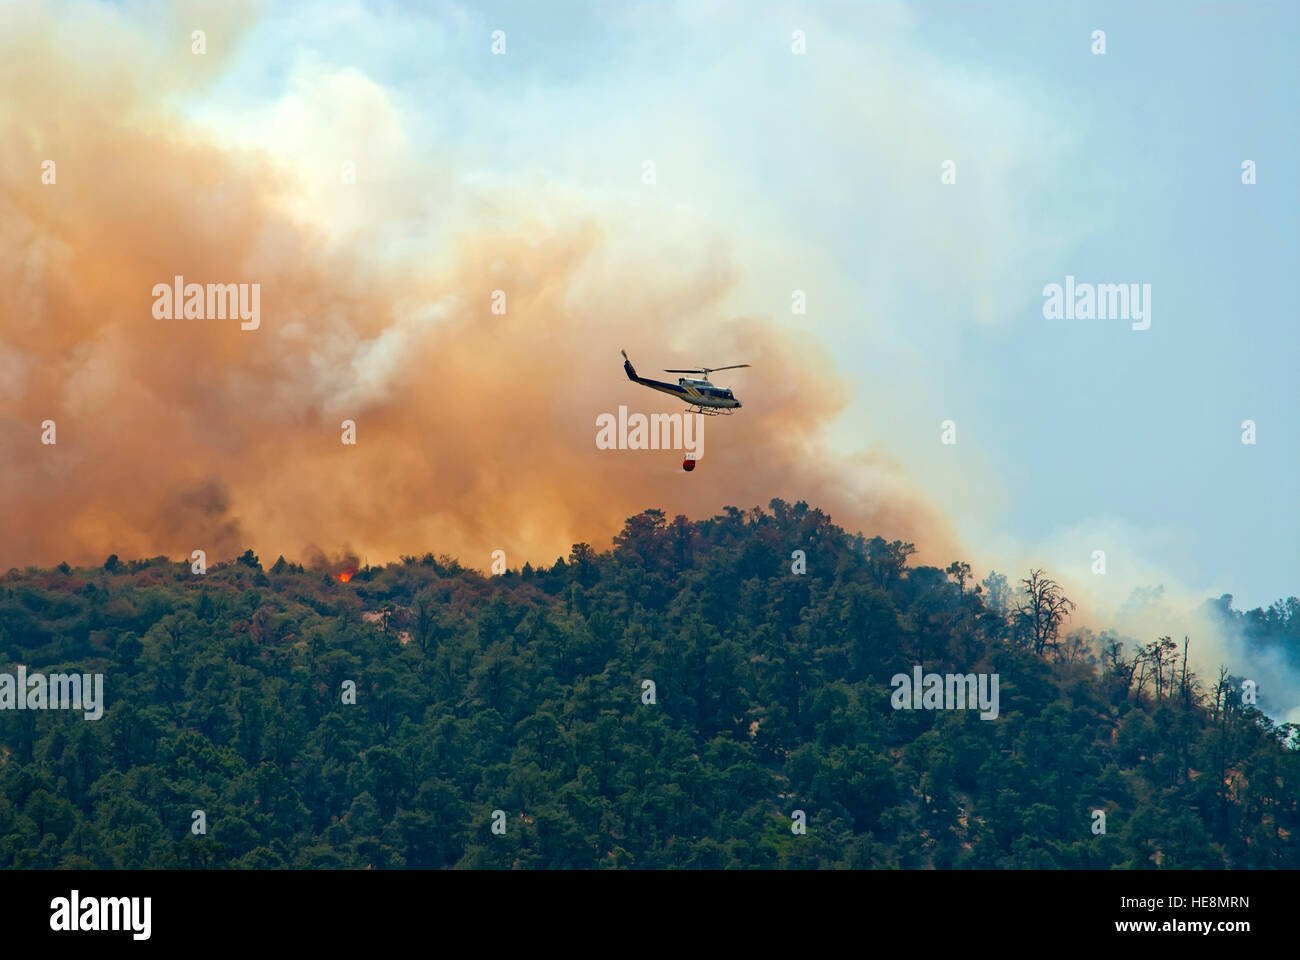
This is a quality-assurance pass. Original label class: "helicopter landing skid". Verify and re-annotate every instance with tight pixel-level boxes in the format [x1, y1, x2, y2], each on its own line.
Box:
[687, 405, 733, 417]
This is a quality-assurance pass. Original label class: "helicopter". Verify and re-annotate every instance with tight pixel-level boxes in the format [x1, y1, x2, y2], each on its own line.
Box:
[621, 350, 749, 415]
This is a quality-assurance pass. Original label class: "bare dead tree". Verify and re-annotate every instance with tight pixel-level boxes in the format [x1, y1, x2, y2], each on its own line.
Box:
[1132, 636, 1177, 701]
[1015, 569, 1076, 657]
[1134, 649, 1150, 701]
[1151, 636, 1177, 699]
[1159, 634, 1170, 697]
[1102, 635, 1132, 684]
[1178, 636, 1192, 703]
[1212, 665, 1230, 723]
[1212, 665, 1233, 817]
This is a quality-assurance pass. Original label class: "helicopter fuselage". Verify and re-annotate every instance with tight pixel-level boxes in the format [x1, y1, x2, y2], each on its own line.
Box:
[622, 351, 744, 409]
[624, 353, 748, 408]
[672, 377, 741, 409]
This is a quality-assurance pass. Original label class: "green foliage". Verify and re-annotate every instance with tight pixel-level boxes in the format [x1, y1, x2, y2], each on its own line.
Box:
[0, 501, 1296, 869]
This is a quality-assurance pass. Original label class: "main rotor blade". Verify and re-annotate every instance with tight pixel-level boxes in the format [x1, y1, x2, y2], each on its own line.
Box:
[664, 364, 751, 373]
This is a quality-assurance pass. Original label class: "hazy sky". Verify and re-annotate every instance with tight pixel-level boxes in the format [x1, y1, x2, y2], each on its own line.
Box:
[3, 0, 1295, 616]
[192, 0, 1297, 607]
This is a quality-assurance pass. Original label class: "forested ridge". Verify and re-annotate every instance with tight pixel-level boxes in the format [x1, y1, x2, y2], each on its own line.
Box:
[1, 500, 1296, 869]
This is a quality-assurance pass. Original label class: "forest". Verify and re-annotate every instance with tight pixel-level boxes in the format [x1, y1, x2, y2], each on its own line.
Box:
[1, 500, 1297, 869]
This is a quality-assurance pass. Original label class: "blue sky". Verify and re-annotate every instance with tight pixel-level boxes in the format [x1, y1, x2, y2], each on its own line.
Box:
[195, 0, 1297, 609]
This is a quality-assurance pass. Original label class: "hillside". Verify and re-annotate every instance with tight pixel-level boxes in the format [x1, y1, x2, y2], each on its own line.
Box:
[1, 501, 1296, 869]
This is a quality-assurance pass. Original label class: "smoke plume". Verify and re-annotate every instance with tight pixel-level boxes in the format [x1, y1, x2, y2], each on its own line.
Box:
[0, 1, 956, 574]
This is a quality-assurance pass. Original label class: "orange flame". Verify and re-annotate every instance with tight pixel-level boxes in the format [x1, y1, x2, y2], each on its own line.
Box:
[334, 568, 355, 583]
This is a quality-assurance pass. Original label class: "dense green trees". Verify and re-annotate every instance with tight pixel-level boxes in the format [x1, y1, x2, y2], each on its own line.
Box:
[0, 500, 1296, 868]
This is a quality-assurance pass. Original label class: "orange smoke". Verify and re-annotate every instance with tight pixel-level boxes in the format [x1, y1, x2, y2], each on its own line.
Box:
[0, 2, 960, 574]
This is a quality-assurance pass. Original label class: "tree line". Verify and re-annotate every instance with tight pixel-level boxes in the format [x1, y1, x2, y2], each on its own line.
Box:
[0, 500, 1296, 868]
